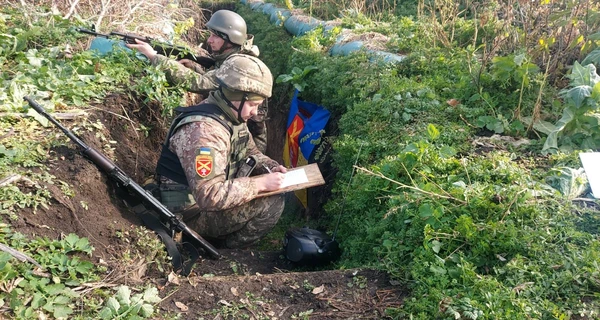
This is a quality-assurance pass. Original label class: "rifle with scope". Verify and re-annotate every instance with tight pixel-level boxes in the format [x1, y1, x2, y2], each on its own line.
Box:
[24, 96, 220, 275]
[76, 27, 215, 69]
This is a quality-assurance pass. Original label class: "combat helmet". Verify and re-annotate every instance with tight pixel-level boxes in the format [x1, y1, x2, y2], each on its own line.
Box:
[206, 10, 247, 46]
[216, 54, 273, 98]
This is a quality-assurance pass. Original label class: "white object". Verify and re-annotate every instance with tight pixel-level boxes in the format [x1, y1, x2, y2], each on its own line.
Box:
[281, 169, 309, 188]
[579, 152, 600, 198]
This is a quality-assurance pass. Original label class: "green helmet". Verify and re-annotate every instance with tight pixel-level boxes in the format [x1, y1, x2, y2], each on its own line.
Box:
[206, 10, 247, 46]
[216, 54, 273, 98]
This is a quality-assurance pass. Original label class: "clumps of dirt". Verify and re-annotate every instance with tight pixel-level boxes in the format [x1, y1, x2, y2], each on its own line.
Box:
[336, 30, 391, 51]
[155, 251, 406, 319]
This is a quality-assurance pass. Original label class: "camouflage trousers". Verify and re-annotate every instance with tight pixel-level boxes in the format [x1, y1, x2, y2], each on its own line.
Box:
[179, 194, 285, 248]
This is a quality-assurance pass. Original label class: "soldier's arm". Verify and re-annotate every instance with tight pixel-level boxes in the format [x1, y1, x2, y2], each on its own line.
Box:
[170, 119, 260, 211]
[153, 55, 219, 94]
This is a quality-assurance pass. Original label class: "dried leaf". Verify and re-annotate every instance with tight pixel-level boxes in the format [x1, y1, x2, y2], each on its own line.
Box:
[218, 299, 231, 307]
[168, 272, 180, 285]
[175, 301, 188, 312]
[512, 282, 534, 293]
[312, 285, 325, 294]
[446, 98, 460, 107]
[31, 268, 50, 278]
[230, 287, 239, 296]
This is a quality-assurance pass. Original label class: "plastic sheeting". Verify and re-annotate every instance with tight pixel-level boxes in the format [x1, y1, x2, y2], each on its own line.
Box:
[283, 15, 323, 37]
[88, 37, 147, 61]
[240, 0, 405, 63]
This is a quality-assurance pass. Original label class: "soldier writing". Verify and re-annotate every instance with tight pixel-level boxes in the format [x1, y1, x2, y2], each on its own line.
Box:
[126, 10, 269, 153]
[154, 54, 286, 248]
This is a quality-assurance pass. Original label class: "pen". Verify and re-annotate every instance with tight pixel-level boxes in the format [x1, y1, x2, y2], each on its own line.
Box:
[262, 164, 272, 173]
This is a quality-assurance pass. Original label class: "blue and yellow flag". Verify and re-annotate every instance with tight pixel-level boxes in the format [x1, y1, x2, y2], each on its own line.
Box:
[283, 90, 330, 207]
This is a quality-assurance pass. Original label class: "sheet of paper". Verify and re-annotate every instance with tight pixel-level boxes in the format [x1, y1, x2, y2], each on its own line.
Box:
[580, 152, 600, 198]
[281, 168, 309, 188]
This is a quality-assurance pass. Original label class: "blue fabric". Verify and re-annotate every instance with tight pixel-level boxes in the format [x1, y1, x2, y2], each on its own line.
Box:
[269, 8, 291, 25]
[369, 50, 406, 64]
[89, 37, 129, 56]
[88, 37, 147, 61]
[249, 1, 264, 10]
[283, 16, 322, 36]
[262, 3, 277, 14]
[330, 41, 364, 56]
[287, 90, 330, 161]
[239, 0, 406, 65]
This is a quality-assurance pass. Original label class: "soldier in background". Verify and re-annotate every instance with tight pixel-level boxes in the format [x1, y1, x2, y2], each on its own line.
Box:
[126, 10, 269, 153]
[154, 54, 286, 248]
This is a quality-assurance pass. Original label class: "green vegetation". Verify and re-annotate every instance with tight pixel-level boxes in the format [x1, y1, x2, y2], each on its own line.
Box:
[2, 0, 600, 318]
[242, 0, 600, 318]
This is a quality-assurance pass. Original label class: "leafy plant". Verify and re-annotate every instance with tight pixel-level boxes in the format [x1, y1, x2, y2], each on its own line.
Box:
[276, 65, 318, 92]
[491, 54, 540, 89]
[543, 62, 600, 152]
[98, 286, 162, 319]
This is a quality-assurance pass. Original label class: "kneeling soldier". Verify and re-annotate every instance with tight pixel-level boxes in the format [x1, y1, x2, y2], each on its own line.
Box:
[155, 54, 286, 248]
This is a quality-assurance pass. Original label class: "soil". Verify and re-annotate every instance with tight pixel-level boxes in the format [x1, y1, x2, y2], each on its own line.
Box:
[10, 93, 406, 318]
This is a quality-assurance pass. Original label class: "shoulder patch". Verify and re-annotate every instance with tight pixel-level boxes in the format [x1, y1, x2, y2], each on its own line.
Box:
[195, 147, 214, 178]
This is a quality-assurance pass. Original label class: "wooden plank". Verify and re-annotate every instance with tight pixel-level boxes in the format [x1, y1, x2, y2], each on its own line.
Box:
[253, 163, 325, 198]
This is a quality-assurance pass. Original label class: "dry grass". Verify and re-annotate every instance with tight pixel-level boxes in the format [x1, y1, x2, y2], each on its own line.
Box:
[1, 0, 211, 44]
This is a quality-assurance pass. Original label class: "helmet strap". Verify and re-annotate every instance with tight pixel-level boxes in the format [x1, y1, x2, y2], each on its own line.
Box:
[209, 30, 239, 55]
[220, 87, 248, 123]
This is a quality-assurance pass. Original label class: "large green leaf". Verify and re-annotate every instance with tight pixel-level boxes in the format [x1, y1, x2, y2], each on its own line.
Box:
[521, 116, 556, 135]
[568, 62, 599, 87]
[581, 48, 600, 67]
[542, 107, 575, 152]
[564, 85, 592, 108]
[592, 81, 600, 103]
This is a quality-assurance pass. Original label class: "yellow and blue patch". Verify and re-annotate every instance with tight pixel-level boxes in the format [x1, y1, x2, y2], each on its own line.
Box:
[195, 147, 213, 178]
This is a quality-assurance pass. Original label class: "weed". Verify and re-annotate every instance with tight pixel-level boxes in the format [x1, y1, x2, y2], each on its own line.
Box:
[347, 275, 367, 289]
[302, 279, 315, 291]
[292, 309, 313, 319]
[98, 286, 162, 319]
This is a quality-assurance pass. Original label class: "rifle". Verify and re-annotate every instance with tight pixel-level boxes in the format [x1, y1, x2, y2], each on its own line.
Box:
[24, 96, 220, 274]
[76, 27, 215, 69]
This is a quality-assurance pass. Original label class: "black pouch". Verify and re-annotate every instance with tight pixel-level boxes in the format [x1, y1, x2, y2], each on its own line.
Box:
[236, 155, 258, 178]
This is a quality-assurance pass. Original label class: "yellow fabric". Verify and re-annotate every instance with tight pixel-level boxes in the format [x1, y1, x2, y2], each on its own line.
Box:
[283, 137, 308, 208]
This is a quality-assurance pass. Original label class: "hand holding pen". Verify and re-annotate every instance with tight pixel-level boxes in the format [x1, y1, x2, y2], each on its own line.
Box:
[263, 164, 287, 174]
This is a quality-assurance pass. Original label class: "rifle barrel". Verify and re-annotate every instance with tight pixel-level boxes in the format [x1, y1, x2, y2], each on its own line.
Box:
[76, 27, 215, 68]
[75, 27, 110, 38]
[23, 96, 220, 260]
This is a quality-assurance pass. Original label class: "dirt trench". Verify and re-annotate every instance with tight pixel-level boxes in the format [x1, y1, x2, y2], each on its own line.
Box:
[9, 93, 405, 318]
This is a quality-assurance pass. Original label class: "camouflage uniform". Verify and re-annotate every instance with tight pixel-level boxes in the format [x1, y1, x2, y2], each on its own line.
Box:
[156, 54, 283, 248]
[149, 10, 268, 153]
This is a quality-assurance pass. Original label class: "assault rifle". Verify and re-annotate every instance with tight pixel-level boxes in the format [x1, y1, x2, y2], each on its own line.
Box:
[76, 27, 215, 69]
[24, 96, 220, 275]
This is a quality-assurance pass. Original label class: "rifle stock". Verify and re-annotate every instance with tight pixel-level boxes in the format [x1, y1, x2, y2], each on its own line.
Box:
[24, 96, 220, 261]
[76, 27, 215, 68]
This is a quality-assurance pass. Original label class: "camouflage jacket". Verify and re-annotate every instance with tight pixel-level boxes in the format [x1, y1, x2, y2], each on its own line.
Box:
[151, 47, 259, 94]
[168, 91, 278, 211]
